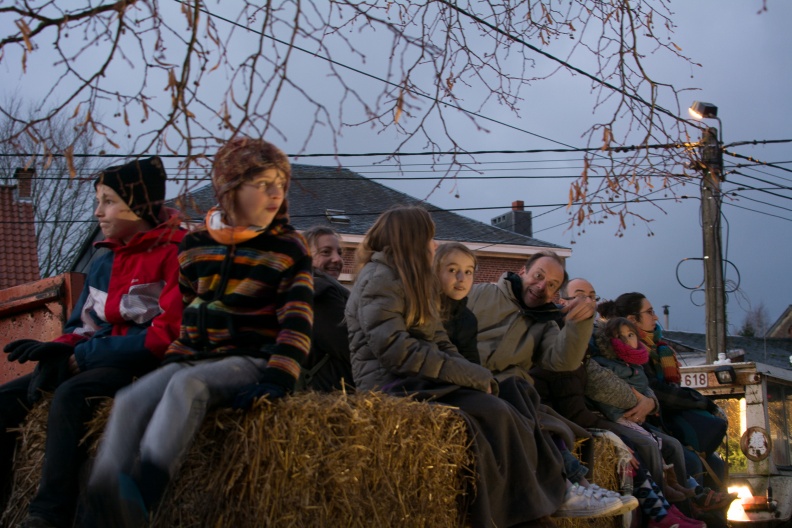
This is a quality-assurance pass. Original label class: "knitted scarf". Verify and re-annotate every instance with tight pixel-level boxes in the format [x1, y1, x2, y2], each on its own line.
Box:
[206, 207, 276, 245]
[639, 324, 681, 384]
[609, 337, 649, 366]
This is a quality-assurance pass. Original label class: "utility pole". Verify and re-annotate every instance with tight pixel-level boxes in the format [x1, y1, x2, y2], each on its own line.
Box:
[698, 126, 726, 363]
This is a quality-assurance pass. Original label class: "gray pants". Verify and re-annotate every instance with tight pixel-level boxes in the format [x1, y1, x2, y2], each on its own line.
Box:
[90, 356, 268, 483]
[611, 421, 688, 487]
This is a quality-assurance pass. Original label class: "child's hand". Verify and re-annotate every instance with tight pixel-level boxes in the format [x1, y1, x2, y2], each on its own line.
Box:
[68, 354, 81, 375]
[627, 448, 640, 470]
[232, 382, 287, 410]
[4, 340, 73, 363]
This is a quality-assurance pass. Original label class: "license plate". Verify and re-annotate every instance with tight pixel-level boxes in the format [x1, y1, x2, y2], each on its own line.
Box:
[681, 372, 708, 388]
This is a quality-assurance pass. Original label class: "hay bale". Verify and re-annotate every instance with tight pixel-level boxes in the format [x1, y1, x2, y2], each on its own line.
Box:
[4, 392, 474, 528]
[2, 392, 636, 528]
[1, 398, 51, 528]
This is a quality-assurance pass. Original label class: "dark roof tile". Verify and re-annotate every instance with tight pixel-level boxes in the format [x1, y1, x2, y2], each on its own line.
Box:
[0, 185, 40, 289]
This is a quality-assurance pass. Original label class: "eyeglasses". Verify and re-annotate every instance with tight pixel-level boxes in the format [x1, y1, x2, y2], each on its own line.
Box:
[640, 308, 656, 317]
[562, 294, 600, 302]
[243, 177, 286, 194]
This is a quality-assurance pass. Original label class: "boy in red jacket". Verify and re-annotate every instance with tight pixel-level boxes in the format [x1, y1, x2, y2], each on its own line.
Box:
[1, 156, 184, 528]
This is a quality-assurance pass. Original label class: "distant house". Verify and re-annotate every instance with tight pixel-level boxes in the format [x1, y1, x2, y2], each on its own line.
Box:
[72, 164, 570, 281]
[0, 168, 40, 289]
[767, 306, 792, 339]
[665, 330, 792, 371]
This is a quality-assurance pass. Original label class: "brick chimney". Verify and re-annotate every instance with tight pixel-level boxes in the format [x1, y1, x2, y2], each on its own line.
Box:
[491, 200, 532, 237]
[14, 167, 35, 202]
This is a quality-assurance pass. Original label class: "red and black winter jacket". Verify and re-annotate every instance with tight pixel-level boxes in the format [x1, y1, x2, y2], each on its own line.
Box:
[57, 209, 185, 375]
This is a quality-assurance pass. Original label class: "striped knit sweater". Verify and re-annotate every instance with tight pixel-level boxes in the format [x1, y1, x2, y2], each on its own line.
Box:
[164, 213, 313, 391]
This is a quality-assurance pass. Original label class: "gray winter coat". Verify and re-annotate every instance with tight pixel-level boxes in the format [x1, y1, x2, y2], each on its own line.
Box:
[345, 252, 495, 392]
[467, 273, 594, 381]
[588, 329, 658, 421]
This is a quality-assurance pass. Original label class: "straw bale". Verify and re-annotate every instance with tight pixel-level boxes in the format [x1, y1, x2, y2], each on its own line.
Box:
[2, 391, 635, 528]
[1, 398, 51, 528]
[3, 392, 474, 528]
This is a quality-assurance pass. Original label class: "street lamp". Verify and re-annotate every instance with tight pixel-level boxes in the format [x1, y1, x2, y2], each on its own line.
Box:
[688, 101, 726, 364]
[689, 101, 718, 120]
[690, 101, 724, 146]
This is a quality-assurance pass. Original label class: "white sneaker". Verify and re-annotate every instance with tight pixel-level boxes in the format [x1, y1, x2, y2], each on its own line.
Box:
[588, 484, 639, 515]
[552, 484, 625, 518]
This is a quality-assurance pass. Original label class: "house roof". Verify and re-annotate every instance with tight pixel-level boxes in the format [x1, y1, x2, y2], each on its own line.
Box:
[0, 185, 40, 289]
[767, 305, 792, 338]
[664, 330, 792, 371]
[176, 164, 565, 249]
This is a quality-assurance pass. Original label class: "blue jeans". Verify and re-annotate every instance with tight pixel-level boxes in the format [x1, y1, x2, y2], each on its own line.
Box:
[561, 447, 589, 483]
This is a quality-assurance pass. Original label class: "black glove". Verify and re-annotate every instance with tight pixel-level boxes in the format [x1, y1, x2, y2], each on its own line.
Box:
[231, 383, 287, 411]
[4, 340, 74, 364]
[27, 355, 72, 404]
[4, 339, 40, 362]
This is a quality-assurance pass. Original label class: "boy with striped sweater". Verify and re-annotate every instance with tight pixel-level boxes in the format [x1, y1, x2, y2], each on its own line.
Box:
[88, 138, 314, 527]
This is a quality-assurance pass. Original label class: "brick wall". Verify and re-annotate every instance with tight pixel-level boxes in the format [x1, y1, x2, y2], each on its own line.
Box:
[341, 247, 356, 275]
[473, 255, 528, 283]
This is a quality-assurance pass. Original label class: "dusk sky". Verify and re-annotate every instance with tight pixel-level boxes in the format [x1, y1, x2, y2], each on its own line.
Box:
[2, 1, 790, 337]
[369, 1, 792, 335]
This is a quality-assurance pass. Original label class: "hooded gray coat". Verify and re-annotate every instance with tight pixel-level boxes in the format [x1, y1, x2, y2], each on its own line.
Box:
[345, 252, 494, 392]
[345, 253, 566, 526]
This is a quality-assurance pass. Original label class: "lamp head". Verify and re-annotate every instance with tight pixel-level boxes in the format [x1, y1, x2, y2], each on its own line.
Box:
[689, 101, 718, 120]
[715, 365, 737, 384]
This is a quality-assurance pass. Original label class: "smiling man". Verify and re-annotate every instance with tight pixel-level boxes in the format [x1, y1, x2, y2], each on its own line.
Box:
[300, 226, 353, 391]
[467, 250, 597, 380]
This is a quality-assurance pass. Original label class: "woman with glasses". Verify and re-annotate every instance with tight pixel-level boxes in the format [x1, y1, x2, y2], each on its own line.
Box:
[599, 293, 713, 419]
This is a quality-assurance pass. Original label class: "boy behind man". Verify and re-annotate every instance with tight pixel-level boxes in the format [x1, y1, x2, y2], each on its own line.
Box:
[88, 138, 314, 527]
[1, 156, 184, 528]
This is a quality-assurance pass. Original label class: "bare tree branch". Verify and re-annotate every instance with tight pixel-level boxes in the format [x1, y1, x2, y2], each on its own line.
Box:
[1, 0, 706, 233]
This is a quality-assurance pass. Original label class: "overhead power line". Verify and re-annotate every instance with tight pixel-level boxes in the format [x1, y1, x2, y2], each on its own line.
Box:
[728, 171, 792, 202]
[0, 194, 695, 226]
[0, 140, 691, 161]
[435, 0, 694, 129]
[723, 201, 792, 223]
[723, 138, 792, 149]
[724, 150, 792, 175]
[726, 189, 792, 214]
